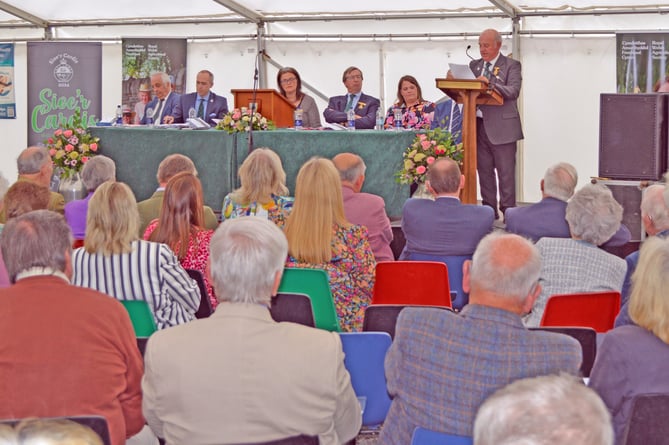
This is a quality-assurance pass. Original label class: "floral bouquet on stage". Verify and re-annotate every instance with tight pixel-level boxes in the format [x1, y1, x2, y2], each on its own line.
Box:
[396, 126, 463, 185]
[45, 108, 99, 179]
[215, 108, 275, 134]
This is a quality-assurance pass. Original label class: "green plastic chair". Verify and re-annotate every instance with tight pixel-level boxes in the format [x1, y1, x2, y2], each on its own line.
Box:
[120, 300, 157, 337]
[277, 268, 340, 332]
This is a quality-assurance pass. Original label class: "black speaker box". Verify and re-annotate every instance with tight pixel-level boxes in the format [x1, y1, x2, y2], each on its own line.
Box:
[592, 179, 644, 243]
[599, 94, 668, 181]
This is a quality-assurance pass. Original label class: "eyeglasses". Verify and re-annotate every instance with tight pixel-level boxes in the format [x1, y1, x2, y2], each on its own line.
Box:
[280, 77, 297, 84]
[345, 75, 362, 81]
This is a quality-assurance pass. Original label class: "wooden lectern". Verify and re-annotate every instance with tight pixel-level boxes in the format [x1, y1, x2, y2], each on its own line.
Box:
[435, 79, 503, 204]
[231, 89, 295, 128]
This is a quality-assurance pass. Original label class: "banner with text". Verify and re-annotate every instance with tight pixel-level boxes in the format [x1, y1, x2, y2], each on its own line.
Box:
[27, 42, 101, 146]
[617, 32, 669, 93]
[0, 43, 16, 119]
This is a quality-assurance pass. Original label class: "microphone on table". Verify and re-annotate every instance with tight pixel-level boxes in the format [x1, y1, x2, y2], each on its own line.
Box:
[465, 45, 475, 61]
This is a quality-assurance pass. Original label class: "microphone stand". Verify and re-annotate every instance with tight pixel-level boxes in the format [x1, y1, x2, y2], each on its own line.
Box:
[248, 50, 261, 154]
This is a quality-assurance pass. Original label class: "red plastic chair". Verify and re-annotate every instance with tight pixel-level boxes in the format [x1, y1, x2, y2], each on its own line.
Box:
[539, 291, 621, 333]
[372, 261, 452, 308]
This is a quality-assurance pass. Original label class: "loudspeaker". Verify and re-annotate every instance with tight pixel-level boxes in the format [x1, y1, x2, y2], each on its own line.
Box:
[592, 179, 644, 242]
[599, 94, 668, 181]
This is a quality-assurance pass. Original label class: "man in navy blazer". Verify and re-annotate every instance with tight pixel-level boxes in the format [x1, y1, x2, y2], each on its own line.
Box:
[140, 72, 181, 125]
[470, 29, 524, 218]
[400, 158, 494, 259]
[323, 66, 380, 129]
[165, 70, 228, 126]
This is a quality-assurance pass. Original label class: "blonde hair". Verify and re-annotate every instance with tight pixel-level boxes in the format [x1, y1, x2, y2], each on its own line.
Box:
[284, 157, 349, 263]
[231, 148, 288, 205]
[629, 236, 669, 343]
[85, 182, 140, 255]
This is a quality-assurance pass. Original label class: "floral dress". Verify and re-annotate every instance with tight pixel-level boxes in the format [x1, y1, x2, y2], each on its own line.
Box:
[221, 193, 294, 228]
[143, 221, 217, 309]
[285, 224, 376, 332]
[384, 101, 436, 130]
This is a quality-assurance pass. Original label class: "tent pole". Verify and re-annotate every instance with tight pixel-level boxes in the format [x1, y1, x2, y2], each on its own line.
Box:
[257, 22, 267, 88]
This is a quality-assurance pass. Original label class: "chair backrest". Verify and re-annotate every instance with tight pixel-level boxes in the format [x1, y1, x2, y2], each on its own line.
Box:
[403, 253, 472, 310]
[0, 415, 111, 445]
[119, 300, 157, 337]
[411, 427, 473, 445]
[277, 268, 340, 332]
[372, 261, 452, 308]
[540, 291, 621, 333]
[339, 332, 393, 427]
[621, 393, 669, 445]
[363, 304, 452, 340]
[529, 326, 597, 377]
[270, 292, 315, 328]
[186, 268, 214, 319]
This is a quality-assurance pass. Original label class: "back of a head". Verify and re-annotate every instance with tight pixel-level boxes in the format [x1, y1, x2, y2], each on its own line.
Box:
[566, 184, 622, 245]
[426, 158, 461, 194]
[641, 184, 669, 231]
[156, 154, 196, 184]
[16, 418, 103, 445]
[17, 147, 49, 175]
[474, 374, 613, 445]
[4, 181, 51, 220]
[85, 182, 139, 255]
[235, 148, 288, 203]
[332, 152, 365, 184]
[1, 210, 72, 283]
[210, 216, 288, 306]
[81, 155, 116, 192]
[543, 162, 578, 201]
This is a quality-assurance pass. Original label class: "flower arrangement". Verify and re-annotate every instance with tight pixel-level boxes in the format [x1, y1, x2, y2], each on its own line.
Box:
[45, 108, 99, 179]
[395, 126, 463, 185]
[215, 108, 275, 134]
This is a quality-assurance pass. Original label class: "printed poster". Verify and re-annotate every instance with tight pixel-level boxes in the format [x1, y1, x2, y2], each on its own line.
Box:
[617, 32, 669, 93]
[0, 43, 16, 119]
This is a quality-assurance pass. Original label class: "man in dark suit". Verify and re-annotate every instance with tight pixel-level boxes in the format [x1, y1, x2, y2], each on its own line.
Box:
[323, 66, 380, 129]
[400, 157, 494, 258]
[140, 72, 181, 125]
[165, 70, 228, 126]
[470, 29, 524, 218]
[378, 232, 582, 444]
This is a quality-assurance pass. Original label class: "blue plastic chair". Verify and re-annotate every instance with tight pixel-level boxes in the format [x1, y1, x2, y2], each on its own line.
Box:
[339, 332, 392, 427]
[404, 253, 472, 310]
[411, 427, 473, 445]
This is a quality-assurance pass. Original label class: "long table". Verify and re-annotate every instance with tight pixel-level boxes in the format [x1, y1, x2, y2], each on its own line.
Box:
[89, 127, 416, 219]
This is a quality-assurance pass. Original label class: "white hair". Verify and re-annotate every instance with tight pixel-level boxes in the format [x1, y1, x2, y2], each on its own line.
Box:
[641, 184, 669, 231]
[543, 162, 578, 201]
[566, 184, 622, 245]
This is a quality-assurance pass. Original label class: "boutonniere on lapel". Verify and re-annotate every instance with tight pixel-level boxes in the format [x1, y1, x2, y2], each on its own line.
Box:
[357, 101, 366, 110]
[493, 66, 501, 78]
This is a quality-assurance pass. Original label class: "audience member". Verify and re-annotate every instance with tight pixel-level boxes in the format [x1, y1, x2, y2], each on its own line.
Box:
[400, 158, 494, 259]
[221, 148, 293, 226]
[525, 184, 626, 326]
[64, 155, 116, 239]
[474, 375, 614, 445]
[139, 72, 180, 125]
[323, 66, 380, 129]
[505, 162, 631, 246]
[166, 69, 228, 125]
[332, 152, 394, 262]
[589, 236, 669, 443]
[133, 82, 151, 124]
[378, 233, 581, 444]
[15, 418, 104, 445]
[285, 157, 375, 331]
[615, 183, 669, 327]
[72, 182, 200, 329]
[384, 75, 435, 129]
[142, 217, 362, 444]
[0, 210, 144, 445]
[137, 153, 218, 235]
[277, 67, 321, 128]
[144, 172, 216, 309]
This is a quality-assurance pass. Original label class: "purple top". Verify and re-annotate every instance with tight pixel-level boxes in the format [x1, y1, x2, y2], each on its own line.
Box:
[64, 192, 93, 239]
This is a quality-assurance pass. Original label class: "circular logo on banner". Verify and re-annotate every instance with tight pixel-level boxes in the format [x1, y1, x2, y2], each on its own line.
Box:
[53, 59, 74, 83]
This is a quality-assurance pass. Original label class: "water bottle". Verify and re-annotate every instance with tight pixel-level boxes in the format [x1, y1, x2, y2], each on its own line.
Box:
[347, 108, 356, 131]
[376, 108, 385, 130]
[393, 108, 403, 131]
[294, 107, 303, 130]
[114, 105, 122, 126]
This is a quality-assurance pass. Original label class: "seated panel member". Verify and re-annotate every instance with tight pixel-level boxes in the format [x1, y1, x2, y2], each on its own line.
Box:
[323, 66, 380, 129]
[166, 69, 228, 125]
[384, 75, 435, 130]
[140, 72, 180, 125]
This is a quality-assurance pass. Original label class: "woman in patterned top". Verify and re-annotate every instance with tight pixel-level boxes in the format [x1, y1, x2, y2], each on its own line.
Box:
[144, 172, 216, 309]
[221, 147, 293, 227]
[384, 75, 435, 130]
[284, 157, 375, 332]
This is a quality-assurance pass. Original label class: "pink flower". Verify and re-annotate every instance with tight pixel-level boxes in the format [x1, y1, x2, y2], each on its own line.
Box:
[232, 111, 241, 120]
[68, 136, 79, 145]
[426, 156, 436, 165]
[89, 143, 98, 152]
[81, 156, 90, 163]
[434, 146, 446, 155]
[420, 140, 431, 150]
[416, 165, 426, 174]
[64, 144, 74, 152]
[63, 129, 73, 138]
[54, 129, 62, 136]
[418, 134, 427, 141]
[48, 138, 54, 144]
[49, 148, 56, 156]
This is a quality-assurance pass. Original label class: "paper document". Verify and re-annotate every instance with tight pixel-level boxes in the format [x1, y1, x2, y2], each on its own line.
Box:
[448, 63, 476, 80]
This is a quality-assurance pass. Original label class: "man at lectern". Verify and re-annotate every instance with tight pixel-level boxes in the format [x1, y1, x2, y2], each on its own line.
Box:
[470, 29, 523, 220]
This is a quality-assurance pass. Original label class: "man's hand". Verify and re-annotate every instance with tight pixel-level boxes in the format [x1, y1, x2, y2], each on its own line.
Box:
[163, 115, 175, 124]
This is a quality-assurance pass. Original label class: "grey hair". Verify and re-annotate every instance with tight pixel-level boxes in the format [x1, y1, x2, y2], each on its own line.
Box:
[151, 71, 171, 86]
[1, 210, 72, 283]
[17, 147, 50, 175]
[474, 374, 613, 445]
[210, 216, 288, 305]
[470, 232, 541, 301]
[566, 184, 622, 245]
[482, 28, 502, 44]
[641, 184, 669, 231]
[543, 162, 578, 201]
[337, 155, 366, 183]
[81, 155, 116, 191]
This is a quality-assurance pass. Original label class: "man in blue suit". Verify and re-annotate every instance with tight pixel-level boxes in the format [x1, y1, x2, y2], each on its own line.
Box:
[140, 72, 180, 125]
[400, 157, 494, 259]
[323, 66, 380, 129]
[165, 70, 228, 126]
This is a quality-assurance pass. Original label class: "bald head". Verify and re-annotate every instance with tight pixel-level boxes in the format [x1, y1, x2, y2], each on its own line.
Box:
[542, 162, 578, 201]
[332, 152, 366, 192]
[426, 158, 463, 196]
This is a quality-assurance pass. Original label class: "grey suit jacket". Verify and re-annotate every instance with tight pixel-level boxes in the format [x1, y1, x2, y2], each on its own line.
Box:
[172, 91, 229, 125]
[323, 92, 380, 129]
[470, 54, 524, 145]
[140, 92, 181, 125]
